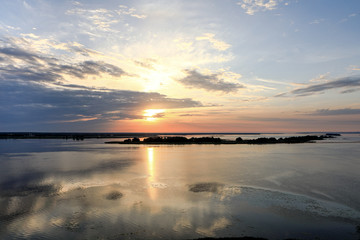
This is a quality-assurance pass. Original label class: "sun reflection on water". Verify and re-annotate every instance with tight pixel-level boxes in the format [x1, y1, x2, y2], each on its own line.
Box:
[147, 147, 157, 200]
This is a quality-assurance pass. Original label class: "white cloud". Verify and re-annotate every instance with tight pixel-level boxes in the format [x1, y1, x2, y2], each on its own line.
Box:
[340, 13, 358, 23]
[23, 0, 32, 10]
[309, 18, 325, 24]
[196, 33, 230, 51]
[20, 33, 40, 39]
[0, 23, 21, 32]
[66, 8, 119, 32]
[117, 5, 147, 19]
[66, 5, 146, 32]
[237, 0, 284, 15]
[72, 1, 82, 6]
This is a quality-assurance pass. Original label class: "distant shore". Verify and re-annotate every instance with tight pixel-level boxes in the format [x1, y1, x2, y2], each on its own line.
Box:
[0, 132, 346, 140]
[105, 134, 338, 145]
[0, 132, 261, 140]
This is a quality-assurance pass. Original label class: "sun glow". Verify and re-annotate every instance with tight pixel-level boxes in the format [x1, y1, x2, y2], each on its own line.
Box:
[143, 109, 165, 121]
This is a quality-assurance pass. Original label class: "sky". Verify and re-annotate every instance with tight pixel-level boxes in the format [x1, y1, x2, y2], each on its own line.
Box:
[0, 0, 359, 133]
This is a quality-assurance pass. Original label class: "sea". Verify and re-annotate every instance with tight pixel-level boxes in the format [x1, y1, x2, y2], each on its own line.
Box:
[0, 133, 359, 240]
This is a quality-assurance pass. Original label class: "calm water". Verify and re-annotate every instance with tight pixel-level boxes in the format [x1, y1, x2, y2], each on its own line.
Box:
[0, 134, 359, 239]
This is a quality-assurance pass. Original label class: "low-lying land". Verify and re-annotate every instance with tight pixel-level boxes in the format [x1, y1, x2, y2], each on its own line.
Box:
[105, 134, 336, 145]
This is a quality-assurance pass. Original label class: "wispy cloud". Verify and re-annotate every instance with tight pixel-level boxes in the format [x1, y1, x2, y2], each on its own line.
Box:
[309, 18, 325, 24]
[237, 0, 286, 15]
[134, 58, 157, 70]
[312, 108, 360, 116]
[3, 35, 100, 57]
[0, 37, 125, 83]
[255, 77, 295, 86]
[66, 8, 120, 32]
[66, 5, 146, 32]
[291, 76, 360, 96]
[177, 69, 244, 93]
[340, 13, 358, 23]
[196, 33, 230, 51]
[23, 0, 32, 10]
[0, 23, 21, 32]
[117, 5, 147, 19]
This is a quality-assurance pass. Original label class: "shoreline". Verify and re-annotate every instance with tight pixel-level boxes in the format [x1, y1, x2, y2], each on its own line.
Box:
[105, 135, 337, 145]
[0, 132, 351, 140]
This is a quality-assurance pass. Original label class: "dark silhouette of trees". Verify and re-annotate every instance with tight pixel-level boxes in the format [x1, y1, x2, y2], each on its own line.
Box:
[106, 135, 334, 145]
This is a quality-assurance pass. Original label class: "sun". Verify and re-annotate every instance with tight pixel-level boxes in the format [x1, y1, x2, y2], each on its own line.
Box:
[143, 109, 165, 121]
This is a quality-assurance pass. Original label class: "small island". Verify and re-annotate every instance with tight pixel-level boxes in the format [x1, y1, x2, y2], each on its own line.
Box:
[105, 134, 337, 145]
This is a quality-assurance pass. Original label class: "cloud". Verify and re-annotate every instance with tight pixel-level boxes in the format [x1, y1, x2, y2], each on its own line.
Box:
[66, 8, 120, 32]
[350, 65, 360, 71]
[312, 108, 360, 116]
[7, 35, 99, 57]
[237, 0, 285, 15]
[117, 5, 147, 19]
[66, 5, 146, 32]
[309, 18, 325, 24]
[196, 33, 230, 51]
[0, 36, 204, 130]
[341, 88, 360, 94]
[134, 59, 156, 70]
[0, 37, 126, 83]
[0, 81, 202, 129]
[0, 23, 21, 32]
[340, 13, 358, 23]
[52, 61, 125, 78]
[291, 76, 360, 96]
[23, 0, 32, 10]
[177, 69, 244, 93]
[0, 47, 39, 61]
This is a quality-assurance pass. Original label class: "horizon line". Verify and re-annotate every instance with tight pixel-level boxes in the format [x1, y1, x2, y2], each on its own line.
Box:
[1, 131, 359, 135]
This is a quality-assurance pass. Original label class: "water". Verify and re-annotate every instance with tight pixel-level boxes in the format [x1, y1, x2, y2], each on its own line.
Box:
[0, 134, 359, 239]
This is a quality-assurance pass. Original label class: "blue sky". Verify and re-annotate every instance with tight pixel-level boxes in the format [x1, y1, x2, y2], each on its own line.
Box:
[0, 0, 359, 132]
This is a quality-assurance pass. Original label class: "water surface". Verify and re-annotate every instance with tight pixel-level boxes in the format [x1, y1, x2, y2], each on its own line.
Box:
[0, 134, 359, 239]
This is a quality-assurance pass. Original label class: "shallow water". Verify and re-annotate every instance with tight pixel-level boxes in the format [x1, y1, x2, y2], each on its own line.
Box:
[0, 134, 359, 239]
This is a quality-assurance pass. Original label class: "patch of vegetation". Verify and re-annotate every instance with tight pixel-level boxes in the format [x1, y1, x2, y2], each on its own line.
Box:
[188, 182, 224, 193]
[106, 135, 335, 145]
[105, 191, 123, 200]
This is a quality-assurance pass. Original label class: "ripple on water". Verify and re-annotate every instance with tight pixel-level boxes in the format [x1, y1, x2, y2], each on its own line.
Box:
[188, 182, 360, 222]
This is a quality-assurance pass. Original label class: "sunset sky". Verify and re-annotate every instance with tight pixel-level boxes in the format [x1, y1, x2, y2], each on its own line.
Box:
[1, 0, 359, 132]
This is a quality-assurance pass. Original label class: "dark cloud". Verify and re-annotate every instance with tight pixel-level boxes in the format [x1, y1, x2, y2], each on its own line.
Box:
[0, 37, 203, 130]
[340, 88, 360, 94]
[274, 92, 287, 98]
[291, 76, 360, 96]
[69, 45, 99, 56]
[313, 108, 360, 116]
[0, 65, 62, 82]
[0, 47, 39, 62]
[50, 60, 125, 79]
[241, 116, 315, 123]
[179, 113, 205, 117]
[0, 38, 126, 83]
[0, 80, 202, 130]
[177, 69, 244, 93]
